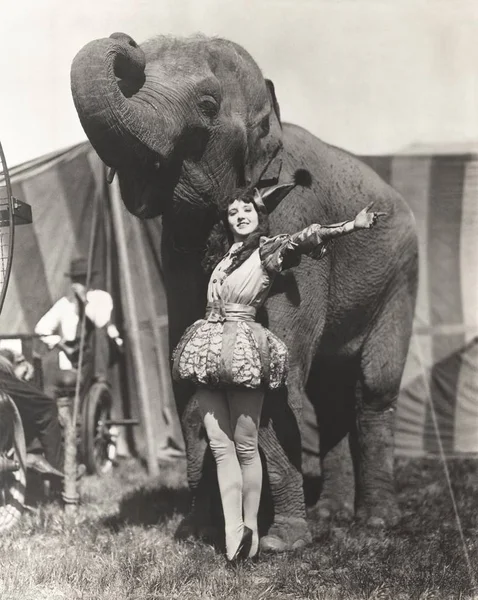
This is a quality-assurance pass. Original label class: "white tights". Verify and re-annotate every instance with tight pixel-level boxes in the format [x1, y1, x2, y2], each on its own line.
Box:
[196, 387, 264, 560]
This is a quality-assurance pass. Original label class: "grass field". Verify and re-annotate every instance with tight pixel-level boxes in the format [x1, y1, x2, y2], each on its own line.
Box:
[0, 456, 477, 600]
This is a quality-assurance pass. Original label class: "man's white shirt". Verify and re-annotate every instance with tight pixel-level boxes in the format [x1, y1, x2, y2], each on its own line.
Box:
[35, 289, 117, 370]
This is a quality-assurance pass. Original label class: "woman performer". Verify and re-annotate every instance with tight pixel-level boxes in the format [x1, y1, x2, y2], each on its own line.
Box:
[172, 170, 385, 562]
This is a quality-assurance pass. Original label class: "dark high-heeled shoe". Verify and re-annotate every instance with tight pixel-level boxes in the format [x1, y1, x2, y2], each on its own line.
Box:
[249, 547, 261, 563]
[228, 526, 253, 564]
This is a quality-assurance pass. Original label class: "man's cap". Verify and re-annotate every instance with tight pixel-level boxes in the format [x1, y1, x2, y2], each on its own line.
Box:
[65, 257, 98, 278]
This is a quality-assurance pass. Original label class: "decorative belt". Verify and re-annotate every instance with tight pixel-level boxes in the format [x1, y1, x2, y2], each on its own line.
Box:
[206, 302, 256, 323]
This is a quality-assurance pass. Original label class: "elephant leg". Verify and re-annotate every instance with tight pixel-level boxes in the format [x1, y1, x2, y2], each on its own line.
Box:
[306, 359, 357, 522]
[175, 393, 222, 543]
[354, 293, 413, 527]
[353, 396, 400, 528]
[259, 371, 312, 553]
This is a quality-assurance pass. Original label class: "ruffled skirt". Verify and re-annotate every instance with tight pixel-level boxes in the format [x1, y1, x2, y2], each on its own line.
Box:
[172, 319, 288, 390]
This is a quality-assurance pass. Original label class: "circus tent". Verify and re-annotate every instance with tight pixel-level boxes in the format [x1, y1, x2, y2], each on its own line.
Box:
[1, 142, 477, 459]
[362, 151, 478, 456]
[0, 143, 182, 469]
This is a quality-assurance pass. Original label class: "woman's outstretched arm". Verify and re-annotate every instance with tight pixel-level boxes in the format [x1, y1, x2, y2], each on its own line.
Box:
[289, 203, 386, 254]
[259, 204, 386, 272]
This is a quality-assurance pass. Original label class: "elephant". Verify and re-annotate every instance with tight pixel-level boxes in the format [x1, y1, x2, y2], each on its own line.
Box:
[70, 32, 418, 551]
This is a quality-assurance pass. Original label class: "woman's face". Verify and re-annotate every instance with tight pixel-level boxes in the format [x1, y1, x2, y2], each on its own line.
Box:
[227, 199, 259, 242]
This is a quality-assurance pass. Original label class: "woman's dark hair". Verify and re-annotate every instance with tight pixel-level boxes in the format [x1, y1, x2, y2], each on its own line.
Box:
[201, 187, 270, 275]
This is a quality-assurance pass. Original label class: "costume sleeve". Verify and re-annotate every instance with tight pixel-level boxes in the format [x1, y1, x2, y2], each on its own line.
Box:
[290, 220, 359, 250]
[259, 224, 334, 274]
[259, 220, 357, 274]
[259, 235, 302, 274]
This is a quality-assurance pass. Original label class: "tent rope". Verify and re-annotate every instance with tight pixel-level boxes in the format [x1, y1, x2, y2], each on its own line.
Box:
[413, 335, 476, 590]
[60, 193, 99, 511]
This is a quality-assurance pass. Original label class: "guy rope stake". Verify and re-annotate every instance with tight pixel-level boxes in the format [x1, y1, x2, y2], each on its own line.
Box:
[57, 396, 78, 514]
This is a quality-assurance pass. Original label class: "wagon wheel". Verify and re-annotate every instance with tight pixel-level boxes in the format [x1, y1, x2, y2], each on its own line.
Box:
[0, 392, 27, 531]
[81, 381, 117, 475]
[0, 142, 23, 530]
[0, 141, 15, 314]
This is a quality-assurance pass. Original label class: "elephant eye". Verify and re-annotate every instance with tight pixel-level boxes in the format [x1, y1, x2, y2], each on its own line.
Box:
[259, 115, 270, 137]
[198, 97, 219, 119]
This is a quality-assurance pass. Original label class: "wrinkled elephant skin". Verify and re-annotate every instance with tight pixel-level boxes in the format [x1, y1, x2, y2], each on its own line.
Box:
[71, 33, 418, 551]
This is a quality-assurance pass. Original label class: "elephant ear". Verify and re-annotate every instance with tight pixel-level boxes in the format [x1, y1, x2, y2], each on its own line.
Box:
[258, 79, 283, 187]
[265, 79, 281, 126]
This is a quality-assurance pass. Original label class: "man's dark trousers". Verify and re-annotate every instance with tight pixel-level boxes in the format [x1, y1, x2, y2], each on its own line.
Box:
[0, 371, 64, 471]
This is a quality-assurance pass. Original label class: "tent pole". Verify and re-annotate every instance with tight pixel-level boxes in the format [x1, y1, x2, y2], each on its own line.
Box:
[133, 219, 183, 451]
[108, 178, 159, 477]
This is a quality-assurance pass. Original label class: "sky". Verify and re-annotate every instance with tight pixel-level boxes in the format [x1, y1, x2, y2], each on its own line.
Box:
[0, 0, 477, 167]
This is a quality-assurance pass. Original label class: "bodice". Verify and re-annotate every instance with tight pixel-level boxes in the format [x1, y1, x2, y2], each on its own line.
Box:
[207, 246, 272, 309]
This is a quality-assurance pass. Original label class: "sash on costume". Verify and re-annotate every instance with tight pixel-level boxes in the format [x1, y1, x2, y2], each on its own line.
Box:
[206, 302, 256, 323]
[206, 303, 270, 385]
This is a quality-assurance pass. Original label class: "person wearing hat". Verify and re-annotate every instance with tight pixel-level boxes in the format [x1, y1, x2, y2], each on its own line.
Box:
[34, 256, 123, 377]
[172, 170, 385, 563]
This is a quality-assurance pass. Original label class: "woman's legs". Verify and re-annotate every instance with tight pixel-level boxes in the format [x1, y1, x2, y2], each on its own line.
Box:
[228, 388, 264, 558]
[195, 387, 244, 560]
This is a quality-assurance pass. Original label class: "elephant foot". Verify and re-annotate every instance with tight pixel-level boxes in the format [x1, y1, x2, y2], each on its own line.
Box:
[309, 498, 354, 524]
[260, 516, 312, 553]
[175, 511, 220, 544]
[355, 501, 401, 528]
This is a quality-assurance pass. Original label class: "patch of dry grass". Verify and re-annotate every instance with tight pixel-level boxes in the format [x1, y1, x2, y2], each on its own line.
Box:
[0, 457, 477, 600]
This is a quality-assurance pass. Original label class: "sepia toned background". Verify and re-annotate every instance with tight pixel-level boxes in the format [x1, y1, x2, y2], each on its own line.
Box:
[0, 5, 476, 597]
[0, 0, 477, 166]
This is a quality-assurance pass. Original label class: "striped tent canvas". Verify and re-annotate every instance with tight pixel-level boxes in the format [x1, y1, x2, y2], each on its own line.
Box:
[362, 152, 478, 456]
[0, 143, 180, 460]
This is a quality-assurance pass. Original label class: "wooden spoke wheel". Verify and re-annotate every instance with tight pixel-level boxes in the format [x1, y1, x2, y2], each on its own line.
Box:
[80, 382, 117, 475]
[0, 392, 26, 531]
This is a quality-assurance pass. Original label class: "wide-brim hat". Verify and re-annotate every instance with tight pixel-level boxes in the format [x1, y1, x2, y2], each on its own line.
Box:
[65, 257, 98, 278]
[253, 168, 312, 213]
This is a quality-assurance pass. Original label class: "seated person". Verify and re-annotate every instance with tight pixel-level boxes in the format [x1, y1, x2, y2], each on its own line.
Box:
[0, 348, 64, 478]
[34, 257, 123, 385]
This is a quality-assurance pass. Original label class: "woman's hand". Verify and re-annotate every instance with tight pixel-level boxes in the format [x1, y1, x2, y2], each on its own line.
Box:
[354, 203, 387, 230]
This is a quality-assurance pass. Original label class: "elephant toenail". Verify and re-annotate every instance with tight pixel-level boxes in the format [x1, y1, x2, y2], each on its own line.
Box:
[260, 535, 288, 553]
[317, 507, 331, 520]
[291, 538, 309, 550]
[367, 516, 386, 529]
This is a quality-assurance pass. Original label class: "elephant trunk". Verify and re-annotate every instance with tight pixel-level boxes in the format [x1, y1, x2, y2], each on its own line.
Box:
[70, 33, 177, 169]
